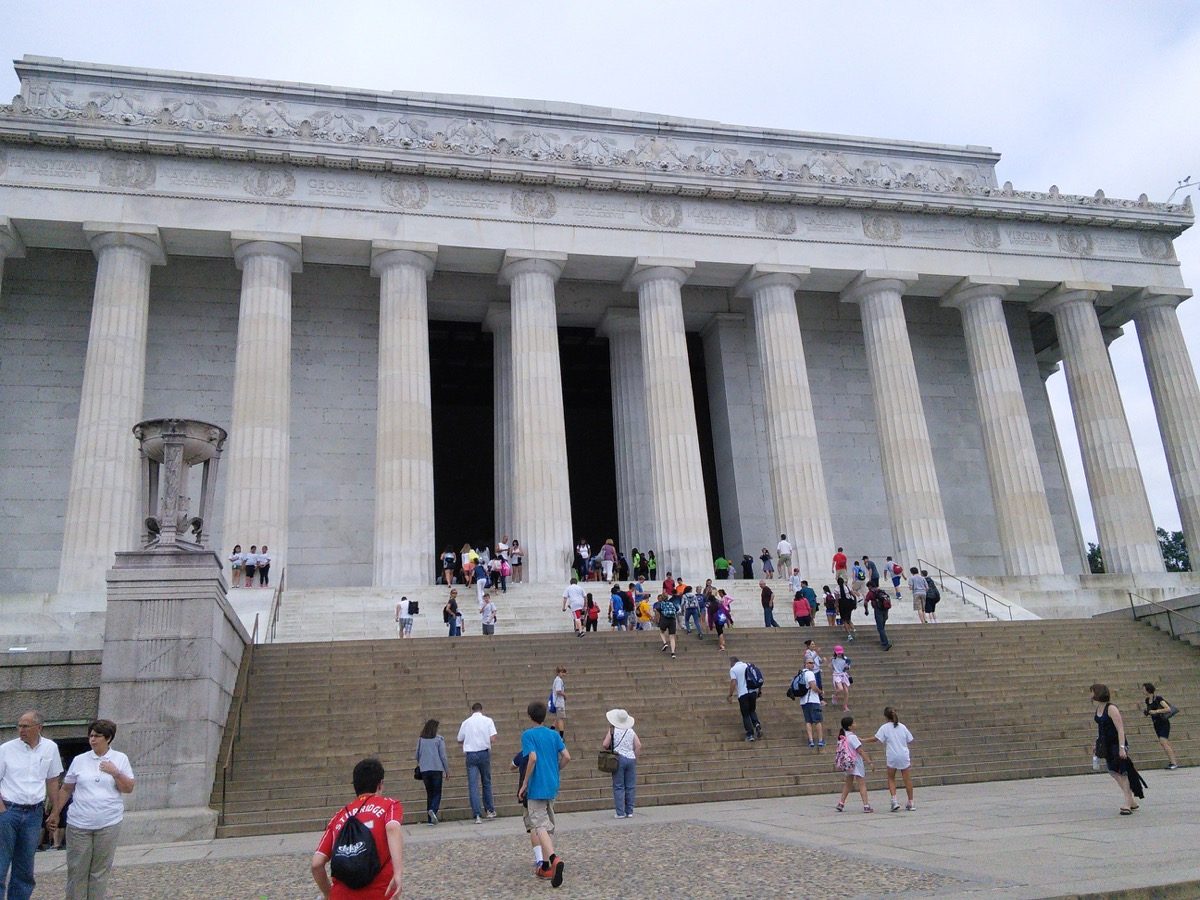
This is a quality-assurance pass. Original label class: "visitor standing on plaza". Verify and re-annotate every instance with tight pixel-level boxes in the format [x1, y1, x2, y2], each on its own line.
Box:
[243, 545, 257, 587]
[759, 547, 774, 579]
[909, 567, 929, 624]
[727, 656, 763, 741]
[510, 540, 524, 583]
[787, 567, 804, 598]
[832, 547, 848, 582]
[834, 716, 875, 813]
[480, 593, 497, 636]
[311, 757, 402, 899]
[562, 578, 587, 637]
[799, 658, 824, 748]
[1142, 683, 1180, 769]
[777, 534, 792, 574]
[600, 709, 641, 819]
[862, 707, 916, 811]
[600, 539, 617, 582]
[443, 591, 462, 637]
[0, 709, 63, 900]
[415, 719, 449, 825]
[60, 718, 134, 900]
[518, 701, 570, 888]
[228, 544, 243, 588]
[256, 545, 271, 587]
[394, 596, 415, 638]
[760, 581, 781, 628]
[456, 703, 498, 824]
[1092, 684, 1146, 815]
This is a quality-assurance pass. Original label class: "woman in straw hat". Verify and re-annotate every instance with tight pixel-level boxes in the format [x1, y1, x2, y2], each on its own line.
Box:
[601, 709, 642, 819]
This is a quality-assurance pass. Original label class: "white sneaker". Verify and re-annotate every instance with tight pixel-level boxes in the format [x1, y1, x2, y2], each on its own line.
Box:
[486, 811, 497, 819]
[890, 800, 900, 812]
[614, 813, 625, 818]
[474, 816, 483, 824]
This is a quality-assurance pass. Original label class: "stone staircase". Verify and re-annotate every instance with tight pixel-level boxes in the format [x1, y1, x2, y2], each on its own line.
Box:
[210, 618, 1198, 837]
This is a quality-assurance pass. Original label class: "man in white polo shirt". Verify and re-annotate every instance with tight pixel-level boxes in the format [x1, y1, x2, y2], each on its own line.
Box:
[0, 710, 63, 900]
[456, 703, 498, 825]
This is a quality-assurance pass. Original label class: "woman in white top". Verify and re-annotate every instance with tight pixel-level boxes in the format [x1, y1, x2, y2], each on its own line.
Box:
[600, 709, 642, 818]
[61, 718, 135, 900]
[228, 544, 243, 588]
[862, 706, 916, 811]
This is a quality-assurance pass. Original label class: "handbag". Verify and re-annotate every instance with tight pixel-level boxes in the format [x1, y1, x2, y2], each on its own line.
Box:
[1166, 703, 1180, 719]
[410, 601, 420, 616]
[413, 765, 423, 781]
[597, 728, 620, 774]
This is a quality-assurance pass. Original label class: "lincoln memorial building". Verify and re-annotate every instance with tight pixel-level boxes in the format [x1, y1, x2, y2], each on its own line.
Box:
[2, 56, 1199, 630]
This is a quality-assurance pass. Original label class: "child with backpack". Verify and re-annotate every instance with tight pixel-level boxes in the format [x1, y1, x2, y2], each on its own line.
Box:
[822, 586, 837, 627]
[635, 594, 652, 631]
[830, 646, 852, 711]
[610, 586, 628, 631]
[834, 716, 874, 813]
[585, 594, 600, 632]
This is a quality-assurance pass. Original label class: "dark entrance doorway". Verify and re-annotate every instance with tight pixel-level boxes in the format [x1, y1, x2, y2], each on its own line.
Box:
[687, 332, 724, 558]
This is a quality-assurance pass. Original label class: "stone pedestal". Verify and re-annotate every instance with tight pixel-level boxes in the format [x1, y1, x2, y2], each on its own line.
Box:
[739, 266, 834, 576]
[1131, 289, 1200, 565]
[627, 259, 713, 581]
[842, 272, 954, 569]
[1034, 283, 1163, 574]
[371, 243, 437, 586]
[0, 217, 24, 290]
[484, 303, 515, 540]
[58, 224, 166, 599]
[99, 548, 248, 844]
[598, 307, 655, 555]
[500, 251, 574, 583]
[222, 234, 301, 574]
[943, 278, 1062, 575]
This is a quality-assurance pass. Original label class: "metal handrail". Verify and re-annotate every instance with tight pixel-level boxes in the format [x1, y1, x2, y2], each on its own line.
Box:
[916, 558, 1014, 621]
[1128, 591, 1200, 640]
[217, 613, 257, 827]
[266, 567, 285, 643]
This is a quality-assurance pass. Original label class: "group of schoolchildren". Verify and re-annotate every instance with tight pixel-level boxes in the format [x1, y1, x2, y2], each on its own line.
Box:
[574, 540, 657, 584]
[227, 543, 272, 588]
[441, 539, 523, 589]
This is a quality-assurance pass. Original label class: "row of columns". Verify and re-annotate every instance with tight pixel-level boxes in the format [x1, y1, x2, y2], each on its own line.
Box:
[3, 216, 1197, 593]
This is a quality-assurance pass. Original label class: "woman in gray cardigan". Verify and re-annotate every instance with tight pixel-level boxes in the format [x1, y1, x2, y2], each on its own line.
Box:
[416, 719, 450, 824]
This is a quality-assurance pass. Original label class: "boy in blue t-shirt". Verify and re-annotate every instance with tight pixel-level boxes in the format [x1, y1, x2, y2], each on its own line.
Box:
[518, 700, 571, 888]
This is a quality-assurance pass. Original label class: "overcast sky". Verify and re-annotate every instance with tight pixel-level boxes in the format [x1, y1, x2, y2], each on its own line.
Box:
[3, 0, 1198, 546]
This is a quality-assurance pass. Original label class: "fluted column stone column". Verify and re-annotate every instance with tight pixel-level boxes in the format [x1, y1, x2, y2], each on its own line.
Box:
[1033, 282, 1163, 573]
[0, 218, 25, 290]
[598, 307, 655, 555]
[58, 223, 166, 597]
[483, 303, 514, 542]
[222, 234, 301, 578]
[499, 251, 573, 583]
[841, 272, 953, 569]
[371, 242, 437, 586]
[626, 258, 713, 581]
[1130, 287, 1200, 561]
[942, 277, 1063, 575]
[738, 265, 834, 576]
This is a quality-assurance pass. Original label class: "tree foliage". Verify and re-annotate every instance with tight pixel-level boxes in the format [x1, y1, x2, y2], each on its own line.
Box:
[1086, 542, 1104, 574]
[1157, 527, 1191, 572]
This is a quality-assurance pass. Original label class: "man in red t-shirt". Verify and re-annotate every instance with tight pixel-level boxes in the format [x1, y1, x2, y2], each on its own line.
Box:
[832, 547, 848, 581]
[312, 758, 404, 899]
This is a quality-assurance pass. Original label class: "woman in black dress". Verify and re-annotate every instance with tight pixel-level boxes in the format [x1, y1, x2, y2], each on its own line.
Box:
[1091, 683, 1143, 815]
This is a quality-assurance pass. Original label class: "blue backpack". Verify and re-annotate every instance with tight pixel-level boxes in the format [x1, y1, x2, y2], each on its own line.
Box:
[612, 597, 626, 620]
[744, 662, 764, 692]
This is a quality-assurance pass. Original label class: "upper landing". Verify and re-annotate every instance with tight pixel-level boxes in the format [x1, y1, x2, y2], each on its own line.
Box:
[0, 56, 1192, 236]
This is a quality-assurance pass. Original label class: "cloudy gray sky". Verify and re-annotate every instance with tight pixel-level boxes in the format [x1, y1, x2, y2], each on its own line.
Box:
[3, 0, 1198, 545]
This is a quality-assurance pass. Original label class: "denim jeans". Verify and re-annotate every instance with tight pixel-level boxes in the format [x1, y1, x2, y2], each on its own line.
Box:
[612, 755, 637, 816]
[763, 608, 780, 627]
[874, 608, 890, 647]
[421, 771, 444, 819]
[465, 750, 494, 817]
[683, 607, 703, 633]
[0, 804, 43, 900]
[738, 692, 761, 737]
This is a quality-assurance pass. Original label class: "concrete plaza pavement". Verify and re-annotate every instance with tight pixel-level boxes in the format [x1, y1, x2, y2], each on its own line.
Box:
[34, 768, 1200, 898]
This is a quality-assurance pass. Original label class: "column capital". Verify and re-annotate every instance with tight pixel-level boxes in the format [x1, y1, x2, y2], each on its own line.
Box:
[735, 264, 810, 298]
[940, 275, 1019, 310]
[83, 222, 166, 266]
[1030, 281, 1112, 315]
[596, 306, 639, 337]
[482, 301, 512, 333]
[370, 241, 437, 278]
[1127, 286, 1193, 316]
[498, 249, 566, 284]
[839, 270, 917, 305]
[0, 217, 26, 259]
[231, 232, 303, 272]
[623, 257, 694, 293]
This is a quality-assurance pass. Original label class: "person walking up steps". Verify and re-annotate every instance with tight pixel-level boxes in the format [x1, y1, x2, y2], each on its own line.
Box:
[518, 701, 570, 888]
[887, 556, 903, 601]
[865, 581, 892, 650]
[562, 578, 586, 638]
[655, 591, 679, 658]
[834, 716, 875, 813]
[777, 534, 792, 574]
[831, 646, 852, 711]
[909, 567, 929, 624]
[862, 706, 916, 811]
[727, 656, 763, 741]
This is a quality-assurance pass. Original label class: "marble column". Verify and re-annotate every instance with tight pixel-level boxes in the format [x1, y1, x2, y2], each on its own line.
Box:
[1033, 283, 1163, 573]
[0, 217, 25, 290]
[499, 251, 573, 583]
[738, 265, 834, 576]
[942, 277, 1063, 575]
[221, 234, 301, 578]
[483, 303, 514, 542]
[371, 242, 437, 586]
[625, 258, 713, 581]
[597, 307, 655, 556]
[58, 224, 166, 597]
[841, 272, 954, 569]
[1130, 287, 1200, 561]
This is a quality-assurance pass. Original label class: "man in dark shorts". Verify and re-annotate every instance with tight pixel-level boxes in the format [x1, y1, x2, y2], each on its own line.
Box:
[656, 591, 679, 658]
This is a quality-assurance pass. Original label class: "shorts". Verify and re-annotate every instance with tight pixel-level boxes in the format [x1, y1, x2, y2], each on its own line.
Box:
[891, 575, 902, 587]
[913, 592, 926, 612]
[713, 620, 725, 635]
[838, 602, 854, 623]
[924, 596, 937, 614]
[832, 672, 850, 689]
[244, 565, 256, 576]
[525, 798, 556, 833]
[1153, 718, 1171, 740]
[778, 554, 792, 570]
[659, 616, 676, 634]
[573, 609, 584, 621]
[396, 617, 413, 636]
[834, 568, 848, 582]
[802, 702, 823, 724]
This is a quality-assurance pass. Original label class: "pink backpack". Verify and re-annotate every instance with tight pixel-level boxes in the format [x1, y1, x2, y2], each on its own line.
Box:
[834, 734, 857, 772]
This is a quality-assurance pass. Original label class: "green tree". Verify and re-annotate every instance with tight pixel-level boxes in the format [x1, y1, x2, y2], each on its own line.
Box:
[1157, 527, 1191, 572]
[1086, 542, 1104, 574]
